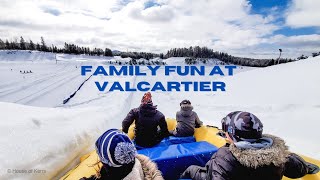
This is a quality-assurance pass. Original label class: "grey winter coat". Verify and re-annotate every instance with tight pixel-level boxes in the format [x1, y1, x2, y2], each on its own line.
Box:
[181, 134, 309, 180]
[173, 104, 203, 137]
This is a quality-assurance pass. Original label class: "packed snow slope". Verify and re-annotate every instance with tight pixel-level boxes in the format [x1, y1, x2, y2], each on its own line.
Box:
[0, 50, 106, 107]
[0, 50, 319, 180]
[0, 50, 233, 107]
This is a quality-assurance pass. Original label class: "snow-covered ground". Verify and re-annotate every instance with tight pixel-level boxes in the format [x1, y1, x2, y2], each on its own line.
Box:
[0, 50, 319, 180]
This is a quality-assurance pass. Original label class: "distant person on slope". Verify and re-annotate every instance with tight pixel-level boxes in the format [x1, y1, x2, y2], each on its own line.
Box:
[81, 129, 163, 180]
[122, 92, 169, 147]
[170, 100, 203, 137]
[181, 111, 315, 180]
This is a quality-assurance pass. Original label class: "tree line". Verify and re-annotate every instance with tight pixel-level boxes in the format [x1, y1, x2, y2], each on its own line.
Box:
[1, 37, 318, 66]
[297, 52, 320, 60]
[0, 36, 114, 57]
[0, 36, 162, 59]
[114, 51, 162, 60]
[165, 46, 297, 67]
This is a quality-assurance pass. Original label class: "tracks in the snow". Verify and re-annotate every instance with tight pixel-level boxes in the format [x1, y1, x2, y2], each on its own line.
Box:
[0, 64, 87, 106]
[15, 73, 80, 104]
[0, 65, 70, 97]
[0, 65, 69, 93]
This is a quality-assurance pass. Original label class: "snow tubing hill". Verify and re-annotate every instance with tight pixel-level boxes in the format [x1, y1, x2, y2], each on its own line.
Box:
[60, 119, 320, 180]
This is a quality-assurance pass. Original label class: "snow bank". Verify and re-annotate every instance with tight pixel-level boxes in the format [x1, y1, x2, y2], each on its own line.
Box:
[0, 95, 131, 179]
[212, 56, 320, 105]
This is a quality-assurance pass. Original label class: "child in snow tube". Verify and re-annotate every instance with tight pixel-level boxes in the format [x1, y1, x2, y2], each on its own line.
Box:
[81, 129, 164, 180]
[181, 111, 317, 180]
[170, 100, 203, 137]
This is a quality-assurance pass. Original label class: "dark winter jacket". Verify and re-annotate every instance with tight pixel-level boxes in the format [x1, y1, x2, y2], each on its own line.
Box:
[81, 154, 164, 180]
[122, 104, 169, 147]
[181, 134, 309, 180]
[173, 104, 203, 137]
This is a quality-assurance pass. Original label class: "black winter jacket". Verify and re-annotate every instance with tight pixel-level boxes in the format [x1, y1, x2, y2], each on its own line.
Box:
[181, 134, 309, 180]
[122, 104, 169, 147]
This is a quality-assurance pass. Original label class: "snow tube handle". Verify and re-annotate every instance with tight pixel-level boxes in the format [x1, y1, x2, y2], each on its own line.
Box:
[307, 162, 320, 174]
[216, 131, 226, 138]
[206, 125, 220, 129]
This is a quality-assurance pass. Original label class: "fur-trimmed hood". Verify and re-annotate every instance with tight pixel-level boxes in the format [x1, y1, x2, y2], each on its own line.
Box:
[91, 154, 163, 180]
[229, 134, 290, 169]
[123, 154, 164, 180]
[136, 154, 164, 180]
[123, 158, 144, 180]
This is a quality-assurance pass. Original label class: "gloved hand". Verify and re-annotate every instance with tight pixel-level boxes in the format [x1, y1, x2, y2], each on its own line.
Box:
[181, 165, 207, 179]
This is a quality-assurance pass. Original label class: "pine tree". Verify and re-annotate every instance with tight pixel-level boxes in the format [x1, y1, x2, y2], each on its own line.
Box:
[5, 40, 10, 49]
[64, 42, 69, 53]
[20, 36, 26, 50]
[104, 48, 113, 56]
[40, 37, 47, 51]
[36, 43, 41, 51]
[0, 39, 4, 49]
[29, 40, 35, 50]
[159, 53, 164, 59]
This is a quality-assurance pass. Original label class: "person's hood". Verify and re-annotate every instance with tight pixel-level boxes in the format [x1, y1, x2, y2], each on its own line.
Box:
[180, 104, 194, 117]
[229, 134, 290, 169]
[136, 154, 164, 180]
[234, 137, 273, 150]
[123, 158, 144, 180]
[139, 103, 157, 116]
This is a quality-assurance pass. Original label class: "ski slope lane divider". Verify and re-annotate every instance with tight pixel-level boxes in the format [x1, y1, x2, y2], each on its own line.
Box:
[63, 74, 93, 105]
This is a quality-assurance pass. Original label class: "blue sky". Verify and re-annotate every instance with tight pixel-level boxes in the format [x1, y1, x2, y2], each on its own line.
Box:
[249, 0, 318, 36]
[0, 0, 319, 58]
[249, 0, 288, 14]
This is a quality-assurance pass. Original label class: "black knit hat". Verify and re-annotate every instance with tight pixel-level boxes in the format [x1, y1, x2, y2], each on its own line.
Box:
[180, 100, 191, 106]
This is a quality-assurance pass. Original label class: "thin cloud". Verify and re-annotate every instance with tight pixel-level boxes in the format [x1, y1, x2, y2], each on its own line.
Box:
[286, 0, 320, 28]
[42, 7, 62, 16]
